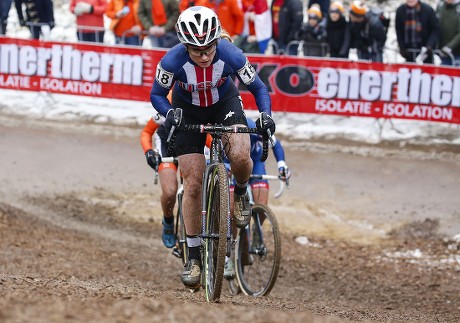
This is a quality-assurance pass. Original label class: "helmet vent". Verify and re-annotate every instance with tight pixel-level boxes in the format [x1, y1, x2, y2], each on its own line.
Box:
[194, 13, 202, 26]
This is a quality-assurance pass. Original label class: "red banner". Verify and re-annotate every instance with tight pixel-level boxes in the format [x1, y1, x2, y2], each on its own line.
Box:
[0, 38, 161, 101]
[1, 37, 459, 124]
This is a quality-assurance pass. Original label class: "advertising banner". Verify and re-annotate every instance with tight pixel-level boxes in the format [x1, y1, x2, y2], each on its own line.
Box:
[0, 38, 160, 101]
[1, 37, 459, 124]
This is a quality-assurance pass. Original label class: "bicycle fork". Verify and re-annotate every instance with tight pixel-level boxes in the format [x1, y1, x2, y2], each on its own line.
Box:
[250, 212, 266, 256]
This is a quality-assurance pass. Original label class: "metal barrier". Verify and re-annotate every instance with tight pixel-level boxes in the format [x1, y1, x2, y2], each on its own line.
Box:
[264, 39, 280, 55]
[297, 41, 329, 58]
[120, 29, 178, 49]
[25, 21, 53, 40]
[433, 49, 459, 67]
[284, 40, 302, 56]
[120, 29, 149, 46]
[76, 25, 106, 43]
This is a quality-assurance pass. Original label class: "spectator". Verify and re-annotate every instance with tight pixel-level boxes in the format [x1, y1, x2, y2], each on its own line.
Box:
[296, 4, 328, 57]
[106, 0, 143, 46]
[138, 0, 180, 48]
[179, 0, 206, 12]
[395, 0, 439, 64]
[70, 0, 107, 43]
[271, 0, 303, 54]
[348, 0, 386, 62]
[308, 0, 330, 18]
[204, 0, 244, 40]
[326, 1, 350, 58]
[233, 0, 272, 54]
[14, 0, 55, 40]
[436, 0, 460, 66]
[1, 0, 13, 35]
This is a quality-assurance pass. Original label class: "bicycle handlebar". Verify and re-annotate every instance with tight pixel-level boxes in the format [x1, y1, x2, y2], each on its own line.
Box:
[153, 156, 178, 185]
[173, 123, 271, 162]
[249, 174, 286, 198]
[160, 157, 176, 163]
[179, 123, 258, 134]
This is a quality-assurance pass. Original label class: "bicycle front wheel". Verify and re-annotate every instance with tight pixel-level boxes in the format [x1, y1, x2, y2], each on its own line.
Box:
[203, 163, 229, 302]
[235, 204, 281, 296]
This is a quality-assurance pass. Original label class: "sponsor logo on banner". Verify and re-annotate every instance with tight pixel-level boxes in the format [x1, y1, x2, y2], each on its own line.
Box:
[0, 38, 161, 100]
[0, 38, 458, 124]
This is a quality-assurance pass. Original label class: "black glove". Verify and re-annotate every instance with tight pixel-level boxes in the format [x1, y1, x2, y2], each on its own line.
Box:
[255, 112, 276, 137]
[49, 21, 55, 30]
[164, 108, 183, 142]
[145, 149, 161, 170]
[19, 19, 26, 27]
[164, 109, 182, 133]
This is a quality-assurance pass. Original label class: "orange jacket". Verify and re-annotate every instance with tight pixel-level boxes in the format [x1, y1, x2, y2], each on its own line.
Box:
[204, 0, 244, 37]
[106, 0, 142, 37]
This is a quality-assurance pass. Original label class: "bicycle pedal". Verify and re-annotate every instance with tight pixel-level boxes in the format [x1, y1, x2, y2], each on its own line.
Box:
[172, 247, 182, 259]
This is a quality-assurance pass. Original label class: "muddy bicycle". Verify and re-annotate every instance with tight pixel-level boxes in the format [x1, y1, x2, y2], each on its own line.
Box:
[169, 108, 270, 302]
[226, 174, 284, 297]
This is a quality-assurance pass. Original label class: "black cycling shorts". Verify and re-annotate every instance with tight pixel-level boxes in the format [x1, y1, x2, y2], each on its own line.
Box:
[171, 84, 248, 156]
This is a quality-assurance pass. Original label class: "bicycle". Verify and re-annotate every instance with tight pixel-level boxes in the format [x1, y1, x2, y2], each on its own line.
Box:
[169, 108, 270, 302]
[226, 174, 284, 297]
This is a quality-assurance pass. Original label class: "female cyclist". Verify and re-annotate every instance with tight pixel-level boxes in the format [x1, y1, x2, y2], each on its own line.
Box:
[150, 6, 275, 289]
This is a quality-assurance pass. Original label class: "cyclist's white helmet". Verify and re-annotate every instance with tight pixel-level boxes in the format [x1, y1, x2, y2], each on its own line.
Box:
[176, 6, 222, 47]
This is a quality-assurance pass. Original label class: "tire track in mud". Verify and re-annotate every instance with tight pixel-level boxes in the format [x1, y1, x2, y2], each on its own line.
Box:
[4, 195, 163, 249]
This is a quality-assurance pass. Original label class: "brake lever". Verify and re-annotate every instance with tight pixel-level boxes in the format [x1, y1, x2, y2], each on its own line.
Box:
[154, 169, 159, 185]
[153, 152, 161, 185]
[266, 129, 275, 146]
[166, 108, 183, 143]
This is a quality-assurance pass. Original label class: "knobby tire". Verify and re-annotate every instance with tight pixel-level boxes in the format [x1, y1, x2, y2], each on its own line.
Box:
[235, 204, 281, 296]
[204, 163, 229, 302]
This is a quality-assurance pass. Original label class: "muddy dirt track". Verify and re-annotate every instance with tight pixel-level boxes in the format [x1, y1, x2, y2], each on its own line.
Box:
[0, 112, 459, 322]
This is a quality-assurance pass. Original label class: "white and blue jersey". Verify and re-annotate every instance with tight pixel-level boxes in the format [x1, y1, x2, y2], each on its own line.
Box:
[150, 39, 271, 117]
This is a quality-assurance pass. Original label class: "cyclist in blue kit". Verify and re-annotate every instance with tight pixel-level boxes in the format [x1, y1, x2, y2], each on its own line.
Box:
[224, 117, 291, 277]
[149, 6, 275, 289]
